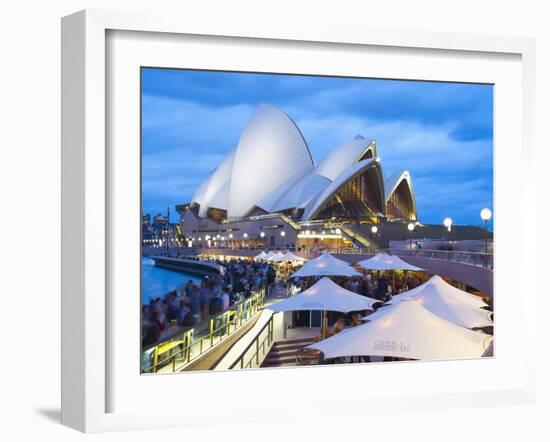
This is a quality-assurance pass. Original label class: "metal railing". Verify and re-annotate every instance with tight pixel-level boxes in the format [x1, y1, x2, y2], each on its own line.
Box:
[221, 212, 301, 231]
[339, 225, 372, 248]
[170, 244, 493, 270]
[390, 248, 493, 269]
[229, 315, 275, 370]
[141, 289, 266, 374]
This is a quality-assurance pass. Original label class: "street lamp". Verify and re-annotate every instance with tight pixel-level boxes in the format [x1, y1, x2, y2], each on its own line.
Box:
[407, 222, 415, 252]
[480, 208, 492, 253]
[280, 231, 286, 237]
[443, 217, 453, 250]
[260, 231, 265, 238]
[370, 225, 378, 253]
[165, 205, 170, 255]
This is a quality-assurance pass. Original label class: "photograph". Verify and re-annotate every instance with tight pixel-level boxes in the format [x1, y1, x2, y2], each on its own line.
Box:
[140, 68, 494, 374]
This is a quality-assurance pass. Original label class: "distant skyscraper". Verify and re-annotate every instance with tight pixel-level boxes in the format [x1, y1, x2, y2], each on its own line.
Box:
[142, 212, 151, 226]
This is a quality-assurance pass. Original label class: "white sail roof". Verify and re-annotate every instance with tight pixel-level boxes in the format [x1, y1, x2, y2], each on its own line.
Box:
[302, 159, 382, 221]
[228, 104, 314, 217]
[315, 138, 376, 181]
[191, 170, 214, 208]
[384, 169, 413, 201]
[308, 299, 493, 360]
[186, 105, 417, 223]
[196, 149, 235, 216]
[259, 171, 332, 213]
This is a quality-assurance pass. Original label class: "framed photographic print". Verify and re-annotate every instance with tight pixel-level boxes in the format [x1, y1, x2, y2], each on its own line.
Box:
[61, 9, 537, 432]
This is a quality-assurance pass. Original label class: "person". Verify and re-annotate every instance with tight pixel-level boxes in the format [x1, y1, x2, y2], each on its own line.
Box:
[331, 317, 346, 335]
[351, 313, 362, 327]
[209, 294, 223, 316]
[220, 288, 230, 311]
[190, 289, 201, 321]
[142, 311, 163, 346]
[376, 275, 388, 300]
[200, 284, 211, 318]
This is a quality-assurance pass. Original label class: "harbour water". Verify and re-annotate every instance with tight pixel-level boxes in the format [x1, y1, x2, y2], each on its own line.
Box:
[141, 256, 201, 304]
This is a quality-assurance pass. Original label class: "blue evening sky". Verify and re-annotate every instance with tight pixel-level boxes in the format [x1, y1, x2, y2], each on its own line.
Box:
[141, 68, 493, 227]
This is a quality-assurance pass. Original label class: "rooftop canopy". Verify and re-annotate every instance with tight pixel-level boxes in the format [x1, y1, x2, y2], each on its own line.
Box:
[254, 251, 269, 260]
[356, 253, 424, 271]
[290, 252, 362, 278]
[281, 251, 308, 262]
[370, 280, 493, 329]
[268, 251, 286, 262]
[387, 275, 488, 308]
[308, 299, 493, 360]
[267, 277, 379, 313]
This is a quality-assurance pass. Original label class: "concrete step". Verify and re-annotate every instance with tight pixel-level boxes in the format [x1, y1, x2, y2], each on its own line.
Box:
[261, 337, 319, 367]
[271, 338, 316, 348]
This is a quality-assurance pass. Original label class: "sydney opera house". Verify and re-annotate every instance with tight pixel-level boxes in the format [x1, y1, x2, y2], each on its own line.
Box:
[185, 103, 415, 222]
[177, 104, 485, 250]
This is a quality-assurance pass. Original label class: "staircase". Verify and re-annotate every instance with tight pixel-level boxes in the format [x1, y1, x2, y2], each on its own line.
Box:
[261, 337, 318, 368]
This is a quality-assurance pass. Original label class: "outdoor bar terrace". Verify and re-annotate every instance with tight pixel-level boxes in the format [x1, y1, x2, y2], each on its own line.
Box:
[141, 244, 494, 374]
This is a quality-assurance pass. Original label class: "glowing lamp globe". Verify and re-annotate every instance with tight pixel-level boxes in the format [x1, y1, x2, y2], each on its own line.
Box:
[480, 208, 492, 221]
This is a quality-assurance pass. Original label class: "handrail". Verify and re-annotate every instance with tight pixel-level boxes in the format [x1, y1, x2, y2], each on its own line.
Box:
[162, 245, 493, 269]
[389, 248, 493, 269]
[228, 314, 274, 369]
[142, 291, 252, 352]
[221, 212, 301, 231]
[339, 225, 372, 248]
[141, 289, 266, 373]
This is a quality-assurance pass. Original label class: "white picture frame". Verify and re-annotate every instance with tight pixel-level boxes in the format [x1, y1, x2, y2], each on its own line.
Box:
[61, 9, 537, 433]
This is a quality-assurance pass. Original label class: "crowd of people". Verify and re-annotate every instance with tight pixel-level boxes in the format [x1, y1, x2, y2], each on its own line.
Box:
[289, 271, 425, 304]
[142, 257, 276, 347]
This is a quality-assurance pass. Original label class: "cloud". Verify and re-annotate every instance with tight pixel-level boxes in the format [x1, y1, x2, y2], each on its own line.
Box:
[141, 69, 493, 225]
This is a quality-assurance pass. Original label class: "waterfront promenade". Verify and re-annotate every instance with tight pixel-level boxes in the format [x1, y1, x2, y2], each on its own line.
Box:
[141, 246, 493, 372]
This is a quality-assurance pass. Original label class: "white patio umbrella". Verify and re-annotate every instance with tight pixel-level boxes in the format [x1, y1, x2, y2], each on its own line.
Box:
[281, 251, 308, 262]
[264, 251, 276, 260]
[254, 251, 269, 260]
[365, 284, 493, 329]
[267, 277, 380, 313]
[290, 252, 362, 278]
[269, 251, 286, 262]
[308, 299, 493, 360]
[357, 253, 424, 271]
[387, 275, 488, 308]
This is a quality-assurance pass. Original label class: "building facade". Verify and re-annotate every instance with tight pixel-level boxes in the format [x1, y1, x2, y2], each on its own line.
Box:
[178, 104, 419, 249]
